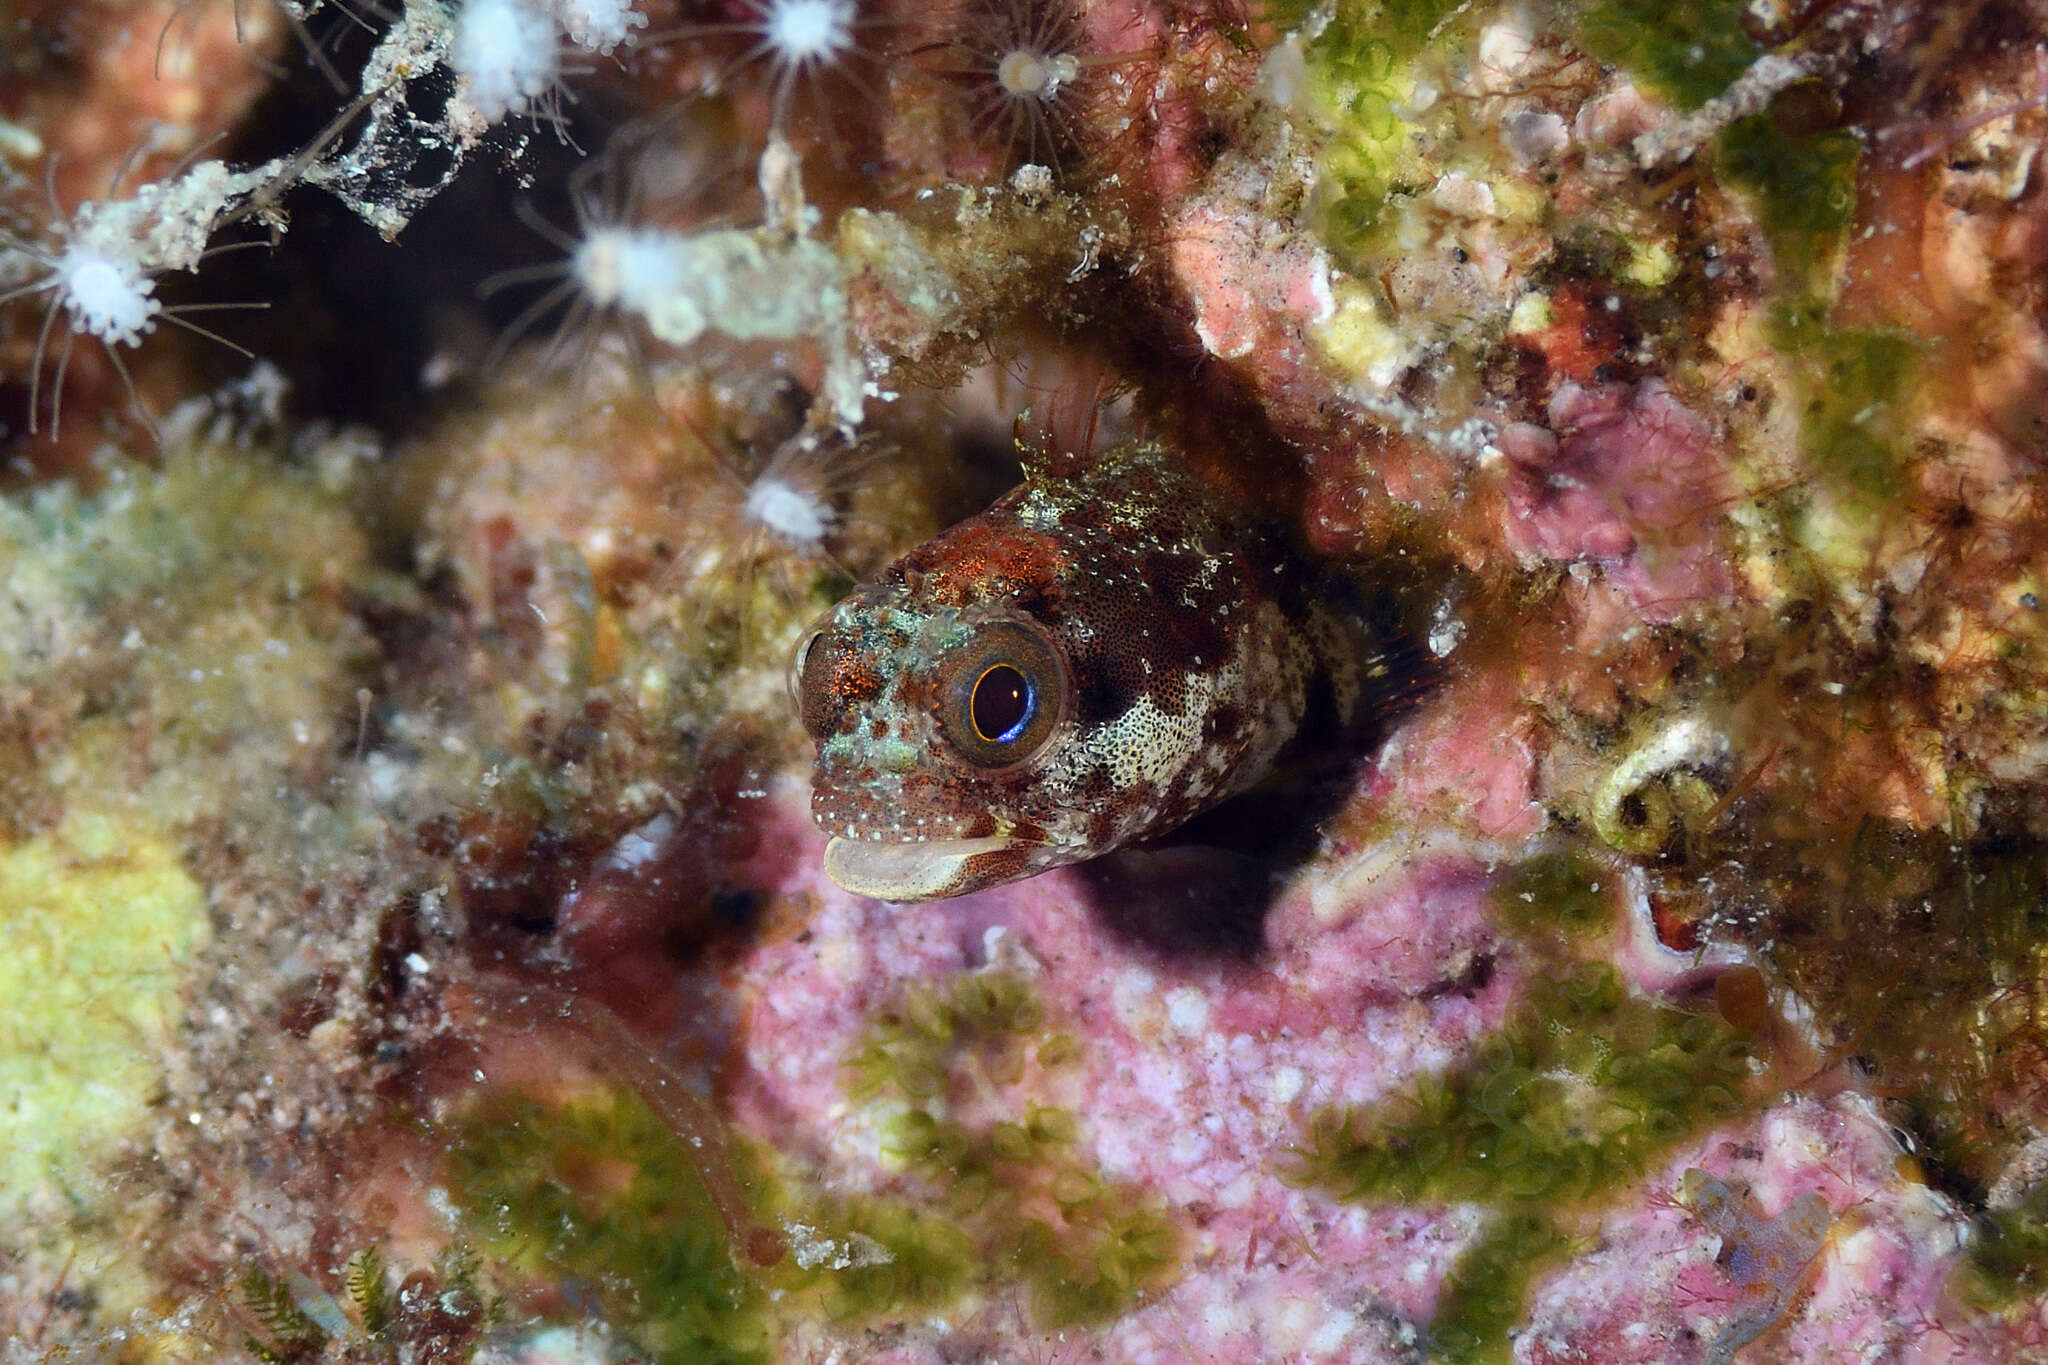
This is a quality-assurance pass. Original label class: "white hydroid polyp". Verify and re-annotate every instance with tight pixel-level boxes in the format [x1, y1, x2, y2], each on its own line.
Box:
[53, 245, 162, 346]
[759, 0, 855, 66]
[744, 0, 860, 123]
[553, 0, 647, 53]
[0, 167, 258, 439]
[744, 473, 834, 546]
[452, 0, 564, 120]
[573, 226, 689, 314]
[916, 0, 1106, 173]
[996, 46, 1077, 101]
[644, 0, 869, 130]
[478, 127, 715, 369]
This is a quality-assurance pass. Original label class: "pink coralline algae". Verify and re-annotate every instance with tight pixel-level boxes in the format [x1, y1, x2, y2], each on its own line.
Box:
[729, 780, 1516, 1361]
[1520, 1095, 1983, 1365]
[1172, 198, 1336, 363]
[716, 764, 2014, 1361]
[1343, 669, 1548, 845]
[1497, 381, 1734, 621]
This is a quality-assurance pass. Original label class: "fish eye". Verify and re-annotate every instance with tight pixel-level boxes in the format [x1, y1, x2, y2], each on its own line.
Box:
[936, 620, 1064, 768]
[791, 628, 823, 703]
[970, 663, 1035, 743]
[794, 616, 855, 743]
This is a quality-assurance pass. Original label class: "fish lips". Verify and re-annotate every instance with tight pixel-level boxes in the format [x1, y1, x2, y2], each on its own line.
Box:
[822, 832, 1061, 902]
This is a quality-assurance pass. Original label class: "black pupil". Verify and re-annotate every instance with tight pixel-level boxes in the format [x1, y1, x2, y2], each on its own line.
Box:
[972, 665, 1033, 743]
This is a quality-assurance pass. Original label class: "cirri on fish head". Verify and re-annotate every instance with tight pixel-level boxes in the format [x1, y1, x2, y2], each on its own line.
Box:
[795, 440, 1374, 901]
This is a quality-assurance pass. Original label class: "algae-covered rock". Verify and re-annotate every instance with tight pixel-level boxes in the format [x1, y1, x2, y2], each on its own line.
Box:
[0, 438, 374, 835]
[0, 814, 209, 1217]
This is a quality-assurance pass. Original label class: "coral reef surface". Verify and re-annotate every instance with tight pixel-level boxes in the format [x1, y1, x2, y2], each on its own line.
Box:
[7, 0, 2048, 1361]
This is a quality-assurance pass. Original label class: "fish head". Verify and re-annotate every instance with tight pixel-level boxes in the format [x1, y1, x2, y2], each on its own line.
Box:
[795, 524, 1088, 899]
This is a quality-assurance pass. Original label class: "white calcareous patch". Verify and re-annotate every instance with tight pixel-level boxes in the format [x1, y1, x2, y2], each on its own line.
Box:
[602, 812, 675, 871]
[1269, 1065, 1305, 1103]
[784, 1219, 894, 1271]
[1164, 986, 1212, 1035]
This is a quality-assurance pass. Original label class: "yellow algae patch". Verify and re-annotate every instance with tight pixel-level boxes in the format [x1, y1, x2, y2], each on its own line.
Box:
[1311, 281, 1409, 393]
[0, 814, 210, 1215]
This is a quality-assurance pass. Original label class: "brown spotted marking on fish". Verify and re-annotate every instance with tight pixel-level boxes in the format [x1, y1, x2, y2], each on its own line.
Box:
[794, 439, 1389, 901]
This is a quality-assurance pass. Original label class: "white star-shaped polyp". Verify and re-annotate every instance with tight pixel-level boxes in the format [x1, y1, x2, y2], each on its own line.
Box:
[745, 475, 833, 547]
[57, 246, 160, 347]
[760, 0, 854, 65]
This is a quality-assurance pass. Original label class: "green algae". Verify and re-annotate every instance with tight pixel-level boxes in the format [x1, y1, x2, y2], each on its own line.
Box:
[1765, 301, 1920, 512]
[1492, 849, 1615, 941]
[844, 968, 1044, 1101]
[448, 1089, 772, 1365]
[0, 429, 406, 1344]
[0, 444, 374, 841]
[1298, 964, 1752, 1209]
[788, 1195, 976, 1320]
[1623, 694, 2048, 1212]
[1576, 0, 1763, 111]
[1753, 820, 2048, 1194]
[341, 1246, 397, 1338]
[1264, 0, 1463, 49]
[1290, 0, 1787, 277]
[1711, 94, 1920, 526]
[1295, 963, 1751, 1358]
[0, 813, 211, 1220]
[1280, 0, 1469, 263]
[1428, 1209, 1570, 1365]
[836, 967, 1182, 1327]
[436, 976, 1177, 1350]
[1955, 1182, 2048, 1313]
[240, 1266, 331, 1364]
[238, 1244, 496, 1364]
[1716, 104, 1863, 293]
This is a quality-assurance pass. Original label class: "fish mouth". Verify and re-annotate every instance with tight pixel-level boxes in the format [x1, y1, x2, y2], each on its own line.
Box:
[823, 834, 1042, 903]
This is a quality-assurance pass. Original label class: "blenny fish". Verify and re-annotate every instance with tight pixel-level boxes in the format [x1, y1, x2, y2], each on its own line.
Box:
[795, 439, 1398, 901]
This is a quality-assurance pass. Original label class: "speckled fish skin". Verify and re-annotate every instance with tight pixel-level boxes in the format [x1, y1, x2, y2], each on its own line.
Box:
[796, 439, 1379, 902]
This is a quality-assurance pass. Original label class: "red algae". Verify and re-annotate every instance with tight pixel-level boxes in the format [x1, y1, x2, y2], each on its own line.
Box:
[1495, 380, 1734, 620]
